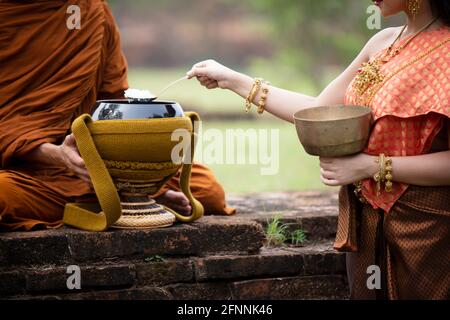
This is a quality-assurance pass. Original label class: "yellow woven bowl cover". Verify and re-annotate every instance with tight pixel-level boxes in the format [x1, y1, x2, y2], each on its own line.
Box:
[63, 112, 204, 231]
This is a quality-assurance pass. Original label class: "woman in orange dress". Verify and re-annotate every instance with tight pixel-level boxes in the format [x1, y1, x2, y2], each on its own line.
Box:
[188, 0, 450, 299]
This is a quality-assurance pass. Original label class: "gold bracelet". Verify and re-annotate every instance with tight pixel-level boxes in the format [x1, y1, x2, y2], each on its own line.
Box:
[245, 78, 263, 113]
[373, 154, 386, 196]
[385, 157, 393, 193]
[257, 86, 269, 114]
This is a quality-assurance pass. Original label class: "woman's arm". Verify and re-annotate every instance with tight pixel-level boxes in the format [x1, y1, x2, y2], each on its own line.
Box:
[390, 151, 450, 186]
[224, 60, 363, 123]
[388, 120, 450, 186]
[185, 30, 393, 123]
[320, 120, 450, 187]
[187, 54, 367, 123]
[320, 151, 450, 187]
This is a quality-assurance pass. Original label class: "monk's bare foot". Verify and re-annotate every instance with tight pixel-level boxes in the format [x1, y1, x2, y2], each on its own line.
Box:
[155, 190, 191, 216]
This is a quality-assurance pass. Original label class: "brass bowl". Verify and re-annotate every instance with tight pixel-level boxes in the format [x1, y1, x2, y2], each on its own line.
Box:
[293, 105, 373, 157]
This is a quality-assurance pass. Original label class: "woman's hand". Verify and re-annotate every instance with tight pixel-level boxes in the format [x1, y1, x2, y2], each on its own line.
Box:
[25, 135, 91, 184]
[187, 59, 240, 90]
[319, 153, 378, 187]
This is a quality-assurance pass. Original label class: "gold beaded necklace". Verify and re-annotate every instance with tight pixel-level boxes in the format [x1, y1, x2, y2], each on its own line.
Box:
[353, 17, 439, 98]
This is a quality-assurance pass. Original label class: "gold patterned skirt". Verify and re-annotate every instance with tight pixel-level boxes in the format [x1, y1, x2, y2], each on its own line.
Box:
[336, 184, 450, 300]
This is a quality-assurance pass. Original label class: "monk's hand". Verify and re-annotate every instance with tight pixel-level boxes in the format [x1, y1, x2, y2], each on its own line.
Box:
[187, 59, 238, 90]
[57, 134, 91, 184]
[319, 153, 378, 187]
[155, 190, 192, 217]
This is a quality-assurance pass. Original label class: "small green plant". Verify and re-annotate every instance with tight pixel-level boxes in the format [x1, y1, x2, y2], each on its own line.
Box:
[266, 216, 288, 247]
[144, 255, 165, 263]
[290, 229, 307, 246]
[266, 216, 307, 247]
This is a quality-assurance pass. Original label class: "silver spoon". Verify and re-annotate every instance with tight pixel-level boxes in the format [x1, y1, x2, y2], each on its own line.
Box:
[154, 75, 188, 101]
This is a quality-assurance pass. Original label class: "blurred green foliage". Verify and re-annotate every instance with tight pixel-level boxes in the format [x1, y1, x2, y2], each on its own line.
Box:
[235, 0, 376, 86]
[108, 0, 384, 90]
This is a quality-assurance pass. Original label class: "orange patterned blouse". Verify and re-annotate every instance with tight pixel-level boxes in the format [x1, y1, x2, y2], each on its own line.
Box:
[345, 26, 450, 212]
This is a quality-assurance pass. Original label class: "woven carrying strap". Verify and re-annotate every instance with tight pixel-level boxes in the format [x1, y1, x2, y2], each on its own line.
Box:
[63, 114, 122, 231]
[176, 112, 204, 222]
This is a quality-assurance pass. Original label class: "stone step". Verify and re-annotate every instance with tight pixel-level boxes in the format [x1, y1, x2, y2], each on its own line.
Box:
[223, 190, 339, 241]
[0, 191, 339, 268]
[1, 191, 344, 300]
[0, 220, 265, 267]
[1, 241, 348, 300]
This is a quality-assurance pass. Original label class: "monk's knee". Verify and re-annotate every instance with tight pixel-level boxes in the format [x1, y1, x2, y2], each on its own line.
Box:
[195, 182, 229, 214]
[0, 172, 17, 212]
[188, 163, 233, 215]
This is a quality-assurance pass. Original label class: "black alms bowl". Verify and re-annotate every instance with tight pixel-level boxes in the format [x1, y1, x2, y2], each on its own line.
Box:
[92, 99, 184, 120]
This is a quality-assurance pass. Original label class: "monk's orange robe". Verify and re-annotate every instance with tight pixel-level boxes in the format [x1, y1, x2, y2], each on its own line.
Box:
[0, 0, 234, 231]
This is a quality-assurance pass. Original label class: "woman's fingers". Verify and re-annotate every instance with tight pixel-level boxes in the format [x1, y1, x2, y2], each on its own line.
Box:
[206, 81, 219, 89]
[187, 63, 209, 79]
[188, 59, 233, 90]
[319, 161, 334, 171]
[199, 76, 213, 86]
[321, 176, 339, 187]
[319, 157, 335, 167]
[320, 167, 340, 186]
[198, 77, 218, 89]
[200, 77, 216, 87]
[320, 168, 334, 180]
[194, 61, 209, 68]
[187, 59, 219, 79]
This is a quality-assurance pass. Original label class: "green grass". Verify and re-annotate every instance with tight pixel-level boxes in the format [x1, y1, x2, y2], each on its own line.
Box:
[290, 229, 307, 246]
[144, 255, 165, 263]
[266, 216, 288, 247]
[196, 119, 330, 193]
[266, 216, 307, 247]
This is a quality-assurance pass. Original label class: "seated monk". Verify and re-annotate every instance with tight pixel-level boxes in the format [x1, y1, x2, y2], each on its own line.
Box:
[0, 0, 235, 231]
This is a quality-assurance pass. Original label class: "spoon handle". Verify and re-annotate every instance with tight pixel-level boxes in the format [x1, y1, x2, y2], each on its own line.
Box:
[156, 75, 188, 99]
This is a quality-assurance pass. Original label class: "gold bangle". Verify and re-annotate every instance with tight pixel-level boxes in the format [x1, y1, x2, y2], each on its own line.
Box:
[385, 157, 393, 193]
[257, 86, 269, 114]
[245, 78, 263, 113]
[374, 154, 386, 196]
